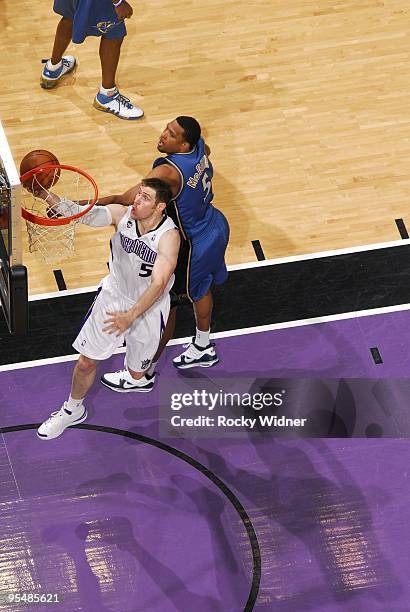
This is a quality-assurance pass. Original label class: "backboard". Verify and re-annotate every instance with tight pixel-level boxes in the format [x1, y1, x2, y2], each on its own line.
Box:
[0, 120, 28, 334]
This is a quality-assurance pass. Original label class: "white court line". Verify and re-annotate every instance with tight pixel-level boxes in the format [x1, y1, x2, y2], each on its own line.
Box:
[228, 238, 410, 271]
[1, 301, 410, 372]
[29, 285, 98, 301]
[28, 238, 410, 301]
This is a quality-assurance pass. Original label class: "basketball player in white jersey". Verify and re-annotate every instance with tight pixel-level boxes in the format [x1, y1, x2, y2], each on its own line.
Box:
[37, 178, 180, 440]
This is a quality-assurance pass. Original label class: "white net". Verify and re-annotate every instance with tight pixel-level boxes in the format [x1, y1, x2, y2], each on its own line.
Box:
[22, 167, 96, 263]
[25, 217, 78, 263]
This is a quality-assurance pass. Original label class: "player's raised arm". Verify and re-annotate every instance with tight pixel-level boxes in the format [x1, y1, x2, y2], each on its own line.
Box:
[43, 191, 128, 227]
[97, 165, 180, 207]
[95, 184, 141, 207]
[145, 164, 181, 197]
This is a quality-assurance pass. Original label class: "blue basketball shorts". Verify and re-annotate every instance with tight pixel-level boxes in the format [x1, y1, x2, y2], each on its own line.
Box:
[53, 0, 127, 43]
[173, 207, 230, 303]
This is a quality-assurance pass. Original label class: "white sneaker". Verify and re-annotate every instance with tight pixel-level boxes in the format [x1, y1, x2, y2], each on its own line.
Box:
[93, 90, 144, 120]
[41, 56, 77, 89]
[37, 402, 87, 440]
[173, 339, 219, 369]
[100, 369, 155, 393]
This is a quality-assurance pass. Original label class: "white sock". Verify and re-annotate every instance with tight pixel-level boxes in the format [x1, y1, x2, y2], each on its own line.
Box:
[126, 370, 149, 386]
[147, 361, 157, 377]
[47, 59, 62, 71]
[66, 394, 84, 412]
[195, 328, 210, 348]
[99, 84, 117, 96]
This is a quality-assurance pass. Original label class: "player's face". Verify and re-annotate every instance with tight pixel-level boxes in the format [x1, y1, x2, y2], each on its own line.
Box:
[131, 185, 160, 220]
[157, 120, 189, 154]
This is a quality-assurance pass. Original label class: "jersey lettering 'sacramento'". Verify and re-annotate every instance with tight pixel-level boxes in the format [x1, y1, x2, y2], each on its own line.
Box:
[106, 208, 176, 303]
[120, 233, 157, 264]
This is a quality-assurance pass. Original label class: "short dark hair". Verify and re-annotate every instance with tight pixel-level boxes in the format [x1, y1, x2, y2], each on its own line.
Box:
[176, 116, 201, 148]
[142, 178, 172, 206]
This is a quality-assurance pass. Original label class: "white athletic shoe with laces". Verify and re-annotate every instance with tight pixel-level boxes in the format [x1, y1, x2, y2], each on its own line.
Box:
[37, 402, 87, 440]
[100, 369, 155, 393]
[93, 89, 144, 120]
[41, 56, 77, 89]
[173, 339, 219, 369]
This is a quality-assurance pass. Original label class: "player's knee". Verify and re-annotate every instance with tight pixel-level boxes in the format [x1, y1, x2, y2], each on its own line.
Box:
[60, 17, 73, 27]
[77, 355, 97, 375]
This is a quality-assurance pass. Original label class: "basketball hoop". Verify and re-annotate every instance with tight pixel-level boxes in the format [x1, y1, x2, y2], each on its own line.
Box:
[20, 164, 98, 263]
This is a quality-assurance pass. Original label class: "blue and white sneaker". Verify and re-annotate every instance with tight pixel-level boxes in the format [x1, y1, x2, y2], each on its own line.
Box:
[100, 369, 154, 392]
[93, 89, 144, 120]
[41, 55, 76, 89]
[173, 339, 219, 369]
[37, 402, 87, 440]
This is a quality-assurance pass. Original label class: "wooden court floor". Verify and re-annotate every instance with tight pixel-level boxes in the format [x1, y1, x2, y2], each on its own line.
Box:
[2, 0, 410, 294]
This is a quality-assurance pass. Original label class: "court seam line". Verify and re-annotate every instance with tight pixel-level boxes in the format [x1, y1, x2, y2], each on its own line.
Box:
[0, 431, 23, 501]
[28, 238, 410, 301]
[2, 301, 410, 372]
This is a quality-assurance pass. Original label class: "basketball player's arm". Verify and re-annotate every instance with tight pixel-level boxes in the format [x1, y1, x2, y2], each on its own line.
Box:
[144, 164, 181, 198]
[97, 163, 181, 207]
[42, 191, 127, 227]
[95, 185, 139, 207]
[103, 229, 180, 335]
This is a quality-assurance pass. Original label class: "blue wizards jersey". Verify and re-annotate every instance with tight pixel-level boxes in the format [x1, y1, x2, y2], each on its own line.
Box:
[153, 138, 215, 238]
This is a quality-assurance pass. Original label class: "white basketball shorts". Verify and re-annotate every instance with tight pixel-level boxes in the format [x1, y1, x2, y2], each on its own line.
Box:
[73, 284, 169, 372]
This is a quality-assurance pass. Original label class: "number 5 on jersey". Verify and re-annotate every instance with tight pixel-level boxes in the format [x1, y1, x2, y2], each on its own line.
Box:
[139, 263, 153, 277]
[202, 172, 212, 199]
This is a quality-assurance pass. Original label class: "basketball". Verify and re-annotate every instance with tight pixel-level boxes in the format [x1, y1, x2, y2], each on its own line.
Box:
[20, 149, 60, 192]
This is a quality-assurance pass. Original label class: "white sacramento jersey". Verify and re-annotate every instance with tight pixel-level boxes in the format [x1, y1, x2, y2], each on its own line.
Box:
[104, 208, 177, 302]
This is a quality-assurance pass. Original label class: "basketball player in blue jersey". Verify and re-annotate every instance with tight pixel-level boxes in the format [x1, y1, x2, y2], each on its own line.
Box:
[36, 179, 180, 440]
[97, 117, 230, 372]
[41, 0, 143, 120]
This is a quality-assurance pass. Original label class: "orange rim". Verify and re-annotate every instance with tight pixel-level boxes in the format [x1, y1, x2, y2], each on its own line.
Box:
[20, 164, 99, 226]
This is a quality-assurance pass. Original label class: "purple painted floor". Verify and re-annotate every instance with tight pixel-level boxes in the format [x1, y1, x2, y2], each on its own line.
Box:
[1, 309, 410, 611]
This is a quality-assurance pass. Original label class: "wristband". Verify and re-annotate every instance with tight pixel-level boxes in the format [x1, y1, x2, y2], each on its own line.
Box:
[113, 0, 124, 7]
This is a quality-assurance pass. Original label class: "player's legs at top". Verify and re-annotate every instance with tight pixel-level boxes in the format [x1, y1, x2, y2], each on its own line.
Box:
[100, 36, 122, 90]
[41, 0, 144, 119]
[41, 17, 76, 89]
[50, 17, 73, 63]
[93, 36, 144, 120]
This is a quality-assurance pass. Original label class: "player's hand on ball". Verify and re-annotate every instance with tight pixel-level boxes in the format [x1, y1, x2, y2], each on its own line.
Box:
[103, 310, 134, 335]
[115, 1, 133, 20]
